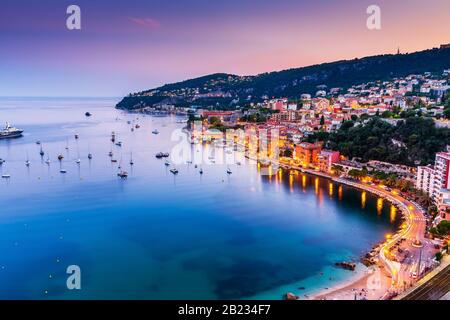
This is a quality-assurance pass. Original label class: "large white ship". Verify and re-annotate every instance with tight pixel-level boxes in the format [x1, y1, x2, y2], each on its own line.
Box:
[0, 122, 23, 139]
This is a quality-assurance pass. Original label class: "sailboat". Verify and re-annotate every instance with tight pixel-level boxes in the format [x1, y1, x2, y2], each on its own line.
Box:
[75, 146, 81, 164]
[117, 159, 128, 178]
[45, 154, 51, 165]
[39, 145, 44, 157]
[130, 152, 134, 166]
[25, 152, 30, 167]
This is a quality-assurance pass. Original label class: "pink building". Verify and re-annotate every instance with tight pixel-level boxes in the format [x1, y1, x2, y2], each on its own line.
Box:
[318, 150, 340, 173]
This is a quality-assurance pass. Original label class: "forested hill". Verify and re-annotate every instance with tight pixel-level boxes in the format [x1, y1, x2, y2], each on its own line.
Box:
[117, 46, 450, 110]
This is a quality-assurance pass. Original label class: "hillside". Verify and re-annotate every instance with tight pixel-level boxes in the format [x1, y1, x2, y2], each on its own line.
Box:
[116, 46, 450, 110]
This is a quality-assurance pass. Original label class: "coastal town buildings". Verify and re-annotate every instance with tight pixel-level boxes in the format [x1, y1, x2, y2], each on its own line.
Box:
[416, 147, 450, 220]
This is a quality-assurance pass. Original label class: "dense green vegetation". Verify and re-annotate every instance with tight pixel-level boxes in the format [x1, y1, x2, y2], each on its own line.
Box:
[117, 47, 450, 110]
[311, 117, 450, 166]
[430, 220, 450, 237]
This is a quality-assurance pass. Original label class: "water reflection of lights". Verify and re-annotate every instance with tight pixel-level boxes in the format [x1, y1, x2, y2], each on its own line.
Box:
[390, 205, 397, 223]
[314, 177, 319, 195]
[338, 185, 343, 201]
[377, 198, 383, 215]
[328, 182, 333, 198]
[289, 174, 294, 193]
[361, 191, 366, 209]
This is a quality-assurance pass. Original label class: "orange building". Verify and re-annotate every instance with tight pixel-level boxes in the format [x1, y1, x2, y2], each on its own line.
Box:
[295, 142, 323, 167]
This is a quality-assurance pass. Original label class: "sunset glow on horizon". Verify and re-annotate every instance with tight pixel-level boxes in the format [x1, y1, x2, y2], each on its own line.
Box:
[1, 0, 449, 97]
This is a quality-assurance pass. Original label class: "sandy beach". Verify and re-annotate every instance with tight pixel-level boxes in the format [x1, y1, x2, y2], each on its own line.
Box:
[307, 265, 392, 300]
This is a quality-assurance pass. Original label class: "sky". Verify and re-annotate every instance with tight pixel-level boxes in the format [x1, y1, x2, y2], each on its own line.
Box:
[0, 0, 449, 97]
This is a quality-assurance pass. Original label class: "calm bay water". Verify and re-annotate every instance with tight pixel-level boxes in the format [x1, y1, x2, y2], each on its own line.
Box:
[0, 98, 400, 299]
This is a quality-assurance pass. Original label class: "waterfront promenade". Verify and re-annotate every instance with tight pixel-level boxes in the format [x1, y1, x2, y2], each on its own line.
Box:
[278, 161, 435, 299]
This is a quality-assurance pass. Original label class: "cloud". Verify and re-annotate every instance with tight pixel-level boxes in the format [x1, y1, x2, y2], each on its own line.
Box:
[128, 17, 161, 29]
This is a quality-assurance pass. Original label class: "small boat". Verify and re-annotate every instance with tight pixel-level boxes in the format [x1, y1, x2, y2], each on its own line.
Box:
[88, 153, 93, 160]
[58, 154, 64, 161]
[111, 132, 116, 142]
[227, 168, 232, 174]
[199, 168, 203, 175]
[0, 159, 4, 165]
[25, 152, 30, 166]
[152, 129, 159, 135]
[111, 159, 118, 163]
[1, 174, 11, 179]
[236, 161, 241, 166]
[60, 169, 67, 174]
[163, 152, 169, 158]
[39, 146, 44, 157]
[115, 142, 122, 147]
[36, 141, 41, 145]
[117, 170, 128, 178]
[155, 152, 164, 159]
[108, 151, 113, 157]
[170, 168, 179, 174]
[76, 159, 81, 164]
[135, 124, 140, 129]
[131, 127, 134, 132]
[127, 121, 131, 125]
[45, 156, 51, 165]
[85, 112, 92, 117]
[74, 134, 79, 140]
[164, 160, 170, 166]
[129, 152, 134, 166]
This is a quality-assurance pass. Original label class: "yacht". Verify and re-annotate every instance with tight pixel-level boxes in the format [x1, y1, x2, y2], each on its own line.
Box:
[0, 122, 23, 139]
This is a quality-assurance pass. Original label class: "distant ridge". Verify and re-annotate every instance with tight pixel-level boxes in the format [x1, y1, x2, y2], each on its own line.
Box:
[117, 46, 450, 110]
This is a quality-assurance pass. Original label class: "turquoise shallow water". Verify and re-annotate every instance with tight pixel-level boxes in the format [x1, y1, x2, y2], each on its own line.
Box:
[0, 98, 400, 299]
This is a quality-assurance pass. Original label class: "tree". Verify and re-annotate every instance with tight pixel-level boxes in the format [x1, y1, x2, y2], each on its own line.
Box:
[444, 108, 450, 120]
[209, 116, 221, 125]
